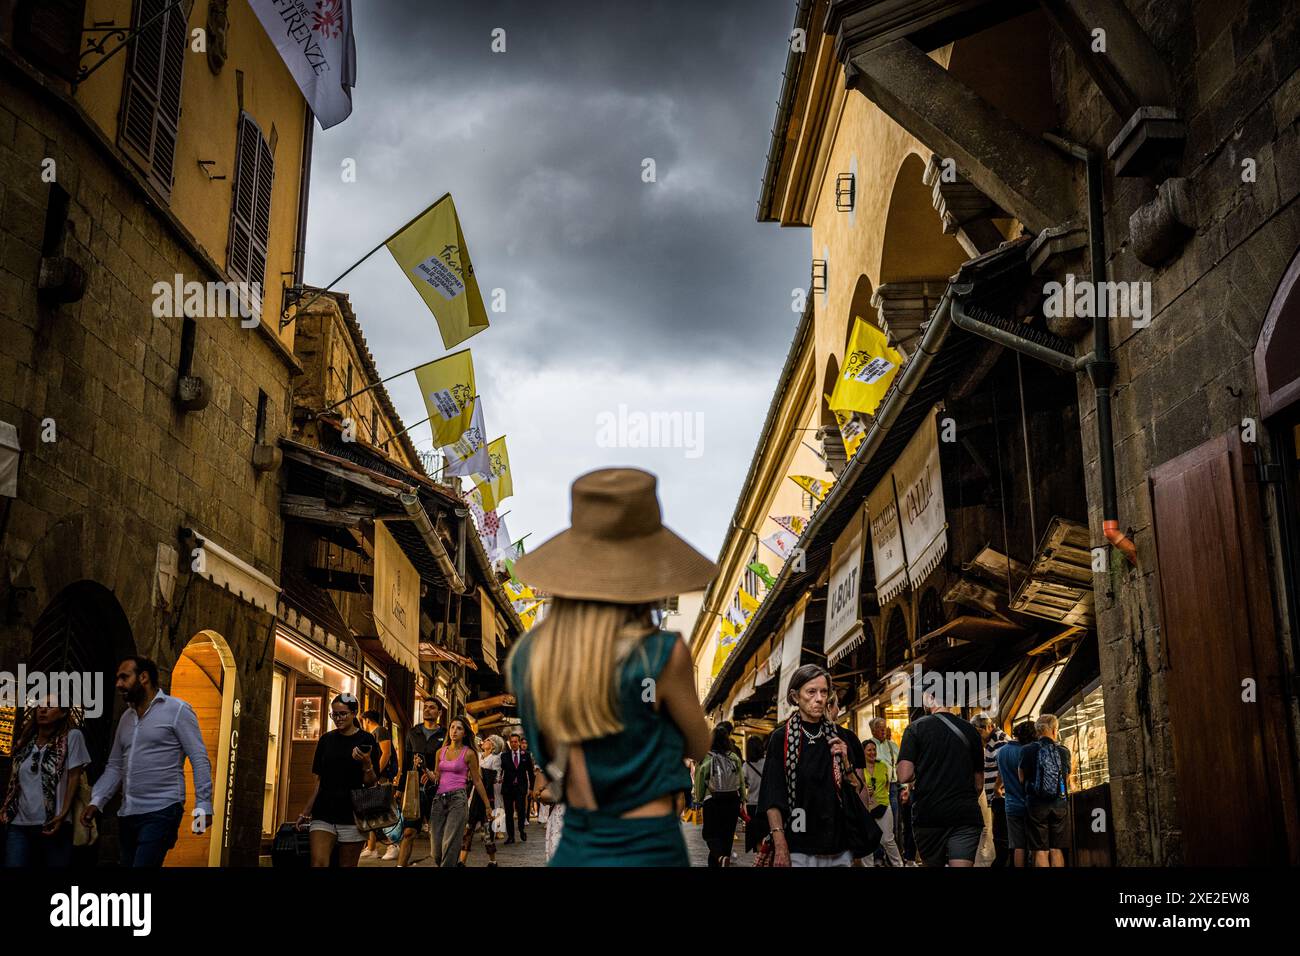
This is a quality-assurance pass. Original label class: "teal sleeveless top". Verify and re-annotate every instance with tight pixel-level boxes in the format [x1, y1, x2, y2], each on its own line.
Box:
[509, 629, 691, 816]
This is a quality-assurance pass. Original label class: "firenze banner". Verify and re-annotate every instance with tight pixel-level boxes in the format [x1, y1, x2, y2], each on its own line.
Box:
[250, 0, 356, 129]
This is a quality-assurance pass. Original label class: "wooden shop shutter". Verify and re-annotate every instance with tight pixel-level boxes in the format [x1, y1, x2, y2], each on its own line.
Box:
[227, 111, 275, 309]
[118, 0, 188, 198]
[1150, 430, 1300, 864]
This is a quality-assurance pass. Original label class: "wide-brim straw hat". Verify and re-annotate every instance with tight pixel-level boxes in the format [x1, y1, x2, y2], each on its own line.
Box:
[512, 468, 718, 603]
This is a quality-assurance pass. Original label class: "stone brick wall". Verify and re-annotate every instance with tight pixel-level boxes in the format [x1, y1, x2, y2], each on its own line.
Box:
[1050, 0, 1300, 864]
[0, 54, 292, 865]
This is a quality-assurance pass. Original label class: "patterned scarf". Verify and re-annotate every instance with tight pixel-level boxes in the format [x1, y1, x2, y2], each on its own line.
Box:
[783, 711, 841, 813]
[0, 733, 68, 824]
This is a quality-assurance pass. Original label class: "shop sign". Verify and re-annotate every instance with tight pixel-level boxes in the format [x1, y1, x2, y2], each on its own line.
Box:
[825, 504, 866, 666]
[867, 404, 948, 604]
[364, 665, 385, 693]
[775, 605, 807, 722]
[373, 521, 421, 672]
[292, 696, 322, 741]
[306, 656, 324, 680]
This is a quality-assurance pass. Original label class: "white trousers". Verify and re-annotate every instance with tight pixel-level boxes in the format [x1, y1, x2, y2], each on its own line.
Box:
[975, 789, 995, 867]
[790, 849, 854, 867]
[863, 806, 904, 867]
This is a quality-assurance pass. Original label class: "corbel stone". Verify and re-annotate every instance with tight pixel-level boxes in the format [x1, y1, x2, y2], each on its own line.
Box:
[1107, 106, 1186, 180]
[1128, 176, 1194, 268]
[848, 38, 1078, 233]
[871, 280, 950, 356]
[924, 154, 1008, 257]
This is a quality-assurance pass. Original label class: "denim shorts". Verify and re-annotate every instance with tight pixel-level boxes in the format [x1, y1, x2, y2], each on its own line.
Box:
[309, 818, 365, 844]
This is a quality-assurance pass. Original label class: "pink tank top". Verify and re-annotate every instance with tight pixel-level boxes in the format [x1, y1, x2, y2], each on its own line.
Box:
[436, 745, 470, 794]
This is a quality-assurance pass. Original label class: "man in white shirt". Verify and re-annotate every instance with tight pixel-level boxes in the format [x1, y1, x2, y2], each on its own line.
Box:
[82, 657, 213, 867]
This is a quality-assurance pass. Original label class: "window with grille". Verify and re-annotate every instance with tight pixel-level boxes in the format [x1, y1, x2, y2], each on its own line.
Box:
[227, 111, 275, 317]
[118, 0, 188, 198]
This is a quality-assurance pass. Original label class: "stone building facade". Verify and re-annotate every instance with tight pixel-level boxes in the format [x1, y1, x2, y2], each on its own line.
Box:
[703, 0, 1300, 866]
[0, 1, 312, 866]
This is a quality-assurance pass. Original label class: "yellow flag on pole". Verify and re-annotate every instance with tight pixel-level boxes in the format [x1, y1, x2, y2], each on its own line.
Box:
[721, 617, 737, 640]
[385, 194, 490, 350]
[477, 436, 513, 507]
[789, 474, 831, 502]
[739, 588, 759, 616]
[413, 349, 476, 447]
[828, 316, 903, 416]
[829, 403, 867, 458]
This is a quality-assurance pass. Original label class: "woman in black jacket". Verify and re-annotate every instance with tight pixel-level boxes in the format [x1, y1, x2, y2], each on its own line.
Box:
[756, 664, 855, 867]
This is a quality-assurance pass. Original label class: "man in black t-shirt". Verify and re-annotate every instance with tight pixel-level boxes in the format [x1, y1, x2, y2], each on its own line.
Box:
[897, 699, 984, 867]
[396, 698, 446, 867]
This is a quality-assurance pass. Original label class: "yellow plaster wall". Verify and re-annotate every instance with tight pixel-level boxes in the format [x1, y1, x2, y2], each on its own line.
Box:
[75, 0, 307, 346]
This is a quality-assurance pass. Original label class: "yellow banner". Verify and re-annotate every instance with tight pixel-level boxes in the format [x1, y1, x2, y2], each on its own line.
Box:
[414, 349, 476, 447]
[739, 588, 759, 616]
[385, 194, 490, 350]
[372, 521, 420, 672]
[828, 316, 903, 417]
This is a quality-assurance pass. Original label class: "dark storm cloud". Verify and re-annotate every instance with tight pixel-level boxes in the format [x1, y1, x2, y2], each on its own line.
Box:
[303, 0, 809, 555]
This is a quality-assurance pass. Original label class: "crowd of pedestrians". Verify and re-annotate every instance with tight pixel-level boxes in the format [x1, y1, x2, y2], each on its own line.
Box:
[0, 470, 1079, 871]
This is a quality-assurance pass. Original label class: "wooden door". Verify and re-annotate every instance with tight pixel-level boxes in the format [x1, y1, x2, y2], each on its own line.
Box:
[1150, 430, 1299, 863]
[166, 640, 224, 867]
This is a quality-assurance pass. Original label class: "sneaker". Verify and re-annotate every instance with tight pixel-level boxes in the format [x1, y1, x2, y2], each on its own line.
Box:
[487, 861, 498, 868]
[359, 848, 378, 860]
[382, 845, 399, 860]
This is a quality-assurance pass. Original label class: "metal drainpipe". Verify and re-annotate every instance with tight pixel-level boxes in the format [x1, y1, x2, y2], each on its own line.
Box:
[1045, 133, 1138, 567]
[399, 493, 468, 593]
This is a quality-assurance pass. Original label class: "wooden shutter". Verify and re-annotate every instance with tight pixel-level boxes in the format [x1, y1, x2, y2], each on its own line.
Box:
[1150, 430, 1300, 864]
[227, 112, 275, 310]
[118, 0, 188, 197]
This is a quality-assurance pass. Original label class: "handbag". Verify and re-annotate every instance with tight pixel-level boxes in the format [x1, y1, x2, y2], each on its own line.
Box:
[838, 761, 883, 858]
[401, 770, 421, 820]
[351, 783, 398, 833]
[70, 773, 96, 847]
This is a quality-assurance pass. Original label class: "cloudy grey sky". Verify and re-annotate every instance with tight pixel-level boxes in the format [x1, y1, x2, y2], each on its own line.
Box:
[303, 0, 808, 560]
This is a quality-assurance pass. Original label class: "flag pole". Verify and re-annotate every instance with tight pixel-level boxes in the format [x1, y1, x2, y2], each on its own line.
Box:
[383, 415, 431, 449]
[279, 193, 452, 330]
[322, 347, 470, 413]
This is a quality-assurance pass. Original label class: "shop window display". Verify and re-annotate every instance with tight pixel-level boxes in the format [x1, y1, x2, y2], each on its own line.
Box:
[1056, 683, 1108, 791]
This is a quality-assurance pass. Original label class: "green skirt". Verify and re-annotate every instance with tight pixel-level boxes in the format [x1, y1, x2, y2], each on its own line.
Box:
[549, 808, 688, 867]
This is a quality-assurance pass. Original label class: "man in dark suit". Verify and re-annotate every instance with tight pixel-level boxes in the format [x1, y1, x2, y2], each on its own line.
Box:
[499, 730, 534, 844]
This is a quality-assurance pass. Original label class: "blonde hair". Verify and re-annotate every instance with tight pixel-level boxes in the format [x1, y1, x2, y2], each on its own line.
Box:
[507, 598, 656, 746]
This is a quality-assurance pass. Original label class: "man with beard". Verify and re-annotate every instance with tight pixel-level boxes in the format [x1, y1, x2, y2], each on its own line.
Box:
[82, 657, 212, 866]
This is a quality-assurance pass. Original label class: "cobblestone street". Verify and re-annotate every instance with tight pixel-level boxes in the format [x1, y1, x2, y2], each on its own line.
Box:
[359, 816, 754, 867]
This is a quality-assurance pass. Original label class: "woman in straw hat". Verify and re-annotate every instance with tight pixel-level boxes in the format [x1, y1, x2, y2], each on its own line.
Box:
[506, 468, 716, 866]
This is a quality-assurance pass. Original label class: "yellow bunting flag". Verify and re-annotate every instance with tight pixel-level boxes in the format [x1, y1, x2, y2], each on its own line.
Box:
[414, 349, 476, 447]
[476, 436, 513, 508]
[385, 194, 490, 350]
[789, 474, 831, 502]
[828, 316, 904, 417]
[721, 617, 737, 640]
[739, 588, 759, 616]
[829, 404, 867, 458]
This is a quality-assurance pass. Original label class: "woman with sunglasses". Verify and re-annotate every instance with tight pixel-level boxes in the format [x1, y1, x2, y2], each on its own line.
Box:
[296, 693, 381, 867]
[1, 700, 91, 867]
[428, 716, 492, 867]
